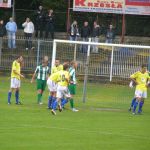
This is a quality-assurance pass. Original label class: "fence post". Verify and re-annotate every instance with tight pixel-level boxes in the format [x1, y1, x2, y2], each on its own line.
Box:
[148, 51, 150, 72]
[36, 39, 40, 66]
[110, 46, 114, 81]
[82, 38, 91, 103]
[51, 40, 57, 73]
[0, 37, 2, 66]
[74, 44, 77, 61]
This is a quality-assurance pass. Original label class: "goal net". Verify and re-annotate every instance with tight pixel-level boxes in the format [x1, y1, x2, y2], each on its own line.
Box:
[52, 39, 150, 109]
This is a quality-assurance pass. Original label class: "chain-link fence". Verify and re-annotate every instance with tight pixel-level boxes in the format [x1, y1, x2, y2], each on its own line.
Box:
[1, 37, 150, 107]
[0, 37, 150, 73]
[52, 39, 150, 106]
[0, 38, 53, 72]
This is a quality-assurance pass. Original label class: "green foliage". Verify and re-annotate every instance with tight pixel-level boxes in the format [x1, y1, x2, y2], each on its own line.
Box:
[42, 0, 67, 11]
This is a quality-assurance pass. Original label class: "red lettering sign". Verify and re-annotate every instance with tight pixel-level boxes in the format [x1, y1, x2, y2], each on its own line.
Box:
[117, 3, 123, 8]
[88, 2, 93, 7]
[106, 3, 111, 8]
[94, 3, 99, 7]
[75, 0, 86, 6]
[100, 2, 104, 7]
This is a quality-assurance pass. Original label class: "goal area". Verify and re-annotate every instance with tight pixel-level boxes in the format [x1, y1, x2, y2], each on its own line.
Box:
[51, 39, 150, 109]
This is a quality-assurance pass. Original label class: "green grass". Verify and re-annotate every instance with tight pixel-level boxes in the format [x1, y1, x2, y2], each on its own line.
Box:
[0, 77, 150, 150]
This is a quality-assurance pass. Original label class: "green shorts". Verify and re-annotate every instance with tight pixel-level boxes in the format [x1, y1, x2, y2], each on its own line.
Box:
[37, 79, 46, 91]
[68, 84, 76, 95]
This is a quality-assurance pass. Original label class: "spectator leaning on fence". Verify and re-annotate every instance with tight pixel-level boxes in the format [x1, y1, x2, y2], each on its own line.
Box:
[0, 19, 6, 51]
[35, 5, 45, 38]
[105, 24, 115, 43]
[45, 9, 55, 40]
[80, 21, 91, 52]
[69, 21, 79, 41]
[5, 17, 17, 49]
[22, 17, 34, 50]
[91, 21, 101, 53]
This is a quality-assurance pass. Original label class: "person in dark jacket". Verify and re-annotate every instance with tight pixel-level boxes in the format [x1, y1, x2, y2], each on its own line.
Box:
[91, 21, 101, 53]
[35, 5, 45, 38]
[45, 9, 55, 39]
[81, 21, 91, 40]
[80, 21, 91, 52]
[105, 24, 115, 43]
[0, 20, 6, 37]
[0, 19, 6, 52]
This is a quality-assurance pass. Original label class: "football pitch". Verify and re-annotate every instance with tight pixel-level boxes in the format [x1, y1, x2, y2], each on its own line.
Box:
[0, 76, 150, 150]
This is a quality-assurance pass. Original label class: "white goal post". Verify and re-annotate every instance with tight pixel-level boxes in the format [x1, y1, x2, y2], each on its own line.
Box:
[52, 39, 150, 102]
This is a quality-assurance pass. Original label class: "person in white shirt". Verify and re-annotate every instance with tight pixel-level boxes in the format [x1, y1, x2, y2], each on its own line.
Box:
[22, 18, 34, 50]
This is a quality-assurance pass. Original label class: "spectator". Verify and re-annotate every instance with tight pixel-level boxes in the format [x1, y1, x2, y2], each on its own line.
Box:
[0, 19, 6, 51]
[91, 21, 100, 53]
[22, 18, 34, 50]
[5, 17, 17, 49]
[45, 9, 55, 40]
[69, 21, 79, 41]
[35, 5, 45, 38]
[105, 24, 115, 43]
[80, 21, 91, 52]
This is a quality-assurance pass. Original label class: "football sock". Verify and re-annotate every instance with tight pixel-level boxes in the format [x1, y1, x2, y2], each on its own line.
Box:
[51, 96, 56, 107]
[70, 99, 74, 109]
[8, 91, 12, 103]
[138, 101, 144, 113]
[15, 91, 19, 104]
[52, 98, 57, 110]
[133, 100, 138, 113]
[38, 93, 42, 103]
[61, 98, 68, 108]
[48, 95, 53, 108]
[131, 97, 136, 108]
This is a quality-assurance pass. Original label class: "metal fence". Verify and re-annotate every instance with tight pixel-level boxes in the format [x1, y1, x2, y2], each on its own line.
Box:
[52, 39, 150, 79]
[0, 38, 53, 72]
[1, 37, 150, 79]
[51, 39, 150, 103]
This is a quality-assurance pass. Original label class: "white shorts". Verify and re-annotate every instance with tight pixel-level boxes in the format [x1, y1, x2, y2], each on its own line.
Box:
[11, 78, 21, 88]
[47, 79, 57, 92]
[56, 85, 71, 99]
[135, 90, 147, 99]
